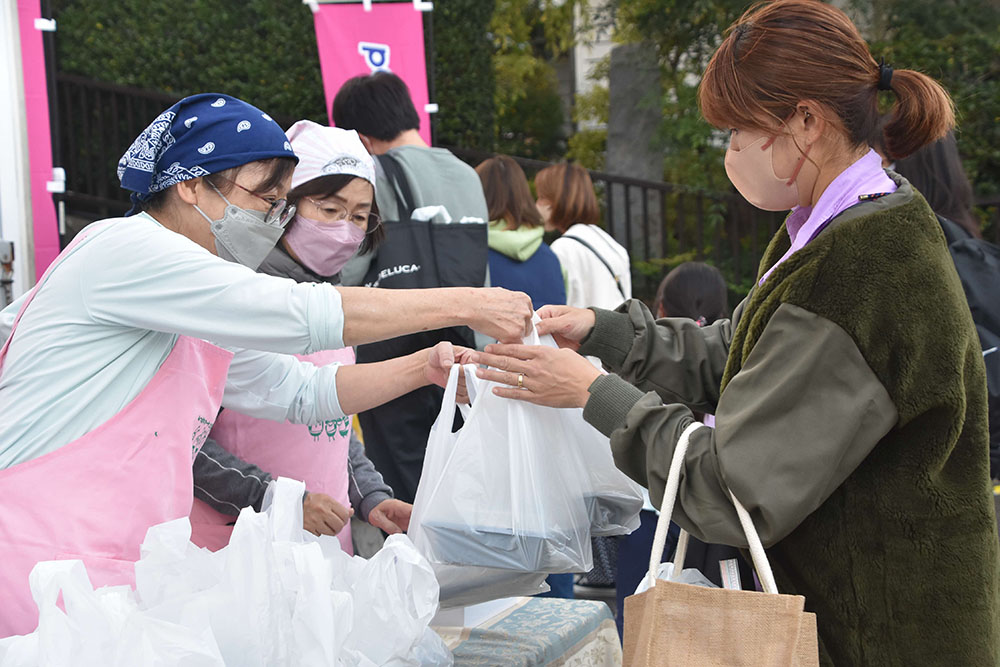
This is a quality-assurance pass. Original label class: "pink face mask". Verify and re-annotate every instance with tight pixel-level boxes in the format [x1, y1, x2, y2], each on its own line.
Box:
[283, 214, 366, 277]
[725, 134, 810, 212]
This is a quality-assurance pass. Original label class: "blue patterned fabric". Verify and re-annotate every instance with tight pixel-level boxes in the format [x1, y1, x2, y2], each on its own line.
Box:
[448, 598, 618, 666]
[117, 93, 296, 213]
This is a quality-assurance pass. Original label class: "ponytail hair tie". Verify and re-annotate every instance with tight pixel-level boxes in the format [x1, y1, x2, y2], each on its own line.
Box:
[877, 57, 894, 91]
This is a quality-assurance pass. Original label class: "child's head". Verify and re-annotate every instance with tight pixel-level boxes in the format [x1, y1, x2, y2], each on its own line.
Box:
[655, 262, 729, 324]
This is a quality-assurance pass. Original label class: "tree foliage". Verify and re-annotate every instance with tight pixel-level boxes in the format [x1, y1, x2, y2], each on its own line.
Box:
[610, 0, 1000, 204]
[489, 0, 581, 159]
[851, 0, 1000, 200]
[567, 79, 609, 169]
[608, 0, 746, 190]
[433, 0, 497, 148]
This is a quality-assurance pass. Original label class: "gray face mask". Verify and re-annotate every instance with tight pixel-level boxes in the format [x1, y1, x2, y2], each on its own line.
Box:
[194, 183, 285, 270]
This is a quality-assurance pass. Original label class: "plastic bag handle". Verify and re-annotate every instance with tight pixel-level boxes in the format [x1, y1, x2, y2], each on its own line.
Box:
[433, 364, 463, 431]
[457, 364, 479, 420]
[524, 313, 560, 349]
[646, 421, 779, 595]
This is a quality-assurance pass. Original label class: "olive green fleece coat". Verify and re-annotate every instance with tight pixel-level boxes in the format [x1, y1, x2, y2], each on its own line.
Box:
[580, 177, 1000, 665]
[724, 181, 1000, 665]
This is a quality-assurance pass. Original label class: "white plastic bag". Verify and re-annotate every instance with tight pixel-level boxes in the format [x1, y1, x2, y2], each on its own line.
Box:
[410, 361, 593, 573]
[0, 559, 226, 667]
[562, 410, 644, 536]
[4, 477, 448, 667]
[410, 365, 552, 605]
[516, 320, 643, 538]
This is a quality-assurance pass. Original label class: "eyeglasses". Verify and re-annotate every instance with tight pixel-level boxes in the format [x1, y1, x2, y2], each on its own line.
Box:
[303, 197, 381, 232]
[209, 177, 296, 228]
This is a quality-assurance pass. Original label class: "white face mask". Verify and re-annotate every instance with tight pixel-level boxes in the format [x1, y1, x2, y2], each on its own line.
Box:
[724, 134, 810, 212]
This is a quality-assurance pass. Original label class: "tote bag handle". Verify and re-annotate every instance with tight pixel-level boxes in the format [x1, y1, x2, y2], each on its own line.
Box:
[646, 421, 779, 595]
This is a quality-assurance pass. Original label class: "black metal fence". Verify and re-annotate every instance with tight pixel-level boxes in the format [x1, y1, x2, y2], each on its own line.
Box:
[53, 74, 296, 223]
[51, 75, 1000, 302]
[448, 146, 787, 299]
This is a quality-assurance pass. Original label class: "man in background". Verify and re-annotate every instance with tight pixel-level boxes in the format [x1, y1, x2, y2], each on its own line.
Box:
[333, 71, 489, 504]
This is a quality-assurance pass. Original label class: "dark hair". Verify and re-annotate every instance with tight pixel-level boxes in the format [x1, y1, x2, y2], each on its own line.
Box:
[139, 157, 297, 214]
[475, 156, 543, 230]
[286, 174, 385, 254]
[656, 262, 729, 324]
[699, 0, 954, 161]
[534, 162, 601, 233]
[892, 131, 981, 238]
[332, 72, 420, 142]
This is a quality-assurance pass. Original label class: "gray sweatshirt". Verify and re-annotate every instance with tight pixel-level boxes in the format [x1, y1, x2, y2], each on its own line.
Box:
[192, 244, 393, 521]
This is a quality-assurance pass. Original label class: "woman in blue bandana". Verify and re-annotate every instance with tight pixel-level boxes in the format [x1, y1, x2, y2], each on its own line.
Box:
[0, 94, 531, 637]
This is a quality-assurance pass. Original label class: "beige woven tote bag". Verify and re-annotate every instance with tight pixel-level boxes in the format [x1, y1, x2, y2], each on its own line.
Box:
[623, 422, 819, 666]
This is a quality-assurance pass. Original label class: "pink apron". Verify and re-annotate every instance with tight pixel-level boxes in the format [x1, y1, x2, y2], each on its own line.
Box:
[0, 223, 233, 637]
[189, 347, 357, 554]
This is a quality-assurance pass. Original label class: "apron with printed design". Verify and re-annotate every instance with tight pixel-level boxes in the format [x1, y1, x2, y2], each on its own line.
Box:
[0, 222, 232, 637]
[189, 347, 357, 554]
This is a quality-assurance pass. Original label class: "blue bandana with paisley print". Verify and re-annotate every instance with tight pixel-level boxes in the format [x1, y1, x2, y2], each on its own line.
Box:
[117, 93, 296, 214]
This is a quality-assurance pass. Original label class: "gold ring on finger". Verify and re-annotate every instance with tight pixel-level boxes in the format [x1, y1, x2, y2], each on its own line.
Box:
[517, 373, 524, 389]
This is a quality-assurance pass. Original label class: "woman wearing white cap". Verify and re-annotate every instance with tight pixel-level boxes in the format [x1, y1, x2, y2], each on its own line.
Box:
[0, 98, 530, 637]
[189, 121, 426, 552]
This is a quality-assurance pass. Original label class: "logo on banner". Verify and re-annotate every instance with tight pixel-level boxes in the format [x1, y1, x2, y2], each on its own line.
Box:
[358, 42, 391, 71]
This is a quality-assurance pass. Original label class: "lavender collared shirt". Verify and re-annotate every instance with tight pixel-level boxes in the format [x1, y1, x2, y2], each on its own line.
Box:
[760, 149, 896, 284]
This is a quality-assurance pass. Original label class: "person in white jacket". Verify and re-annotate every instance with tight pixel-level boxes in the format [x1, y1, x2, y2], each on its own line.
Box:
[536, 162, 631, 310]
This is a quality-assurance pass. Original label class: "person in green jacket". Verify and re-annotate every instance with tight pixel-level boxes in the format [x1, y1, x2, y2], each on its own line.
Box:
[475, 155, 567, 311]
[470, 0, 1000, 664]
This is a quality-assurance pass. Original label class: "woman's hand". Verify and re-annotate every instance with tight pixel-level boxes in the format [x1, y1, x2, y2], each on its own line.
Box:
[471, 343, 602, 408]
[367, 499, 413, 534]
[465, 288, 534, 343]
[535, 305, 596, 351]
[303, 492, 354, 536]
[425, 342, 476, 402]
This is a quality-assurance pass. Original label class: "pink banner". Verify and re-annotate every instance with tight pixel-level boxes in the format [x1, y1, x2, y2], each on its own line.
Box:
[17, 0, 59, 280]
[312, 2, 431, 145]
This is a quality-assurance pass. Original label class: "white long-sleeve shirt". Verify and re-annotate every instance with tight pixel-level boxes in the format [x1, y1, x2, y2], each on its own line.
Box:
[550, 223, 632, 310]
[0, 214, 347, 468]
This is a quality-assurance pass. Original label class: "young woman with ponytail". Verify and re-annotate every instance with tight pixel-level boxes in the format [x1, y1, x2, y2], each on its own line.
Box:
[471, 1, 1000, 662]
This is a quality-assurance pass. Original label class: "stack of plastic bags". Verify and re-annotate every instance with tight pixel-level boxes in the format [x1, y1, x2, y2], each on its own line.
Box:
[0, 478, 452, 667]
[409, 318, 644, 607]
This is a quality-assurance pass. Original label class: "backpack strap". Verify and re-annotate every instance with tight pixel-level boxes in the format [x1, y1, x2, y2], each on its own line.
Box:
[560, 234, 627, 300]
[377, 153, 417, 218]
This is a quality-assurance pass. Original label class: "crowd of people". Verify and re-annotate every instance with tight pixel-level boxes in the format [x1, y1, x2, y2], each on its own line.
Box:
[0, 0, 997, 663]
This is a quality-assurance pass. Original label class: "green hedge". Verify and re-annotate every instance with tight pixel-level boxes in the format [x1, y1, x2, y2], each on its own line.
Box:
[51, 0, 497, 145]
[431, 0, 496, 148]
[52, 0, 327, 123]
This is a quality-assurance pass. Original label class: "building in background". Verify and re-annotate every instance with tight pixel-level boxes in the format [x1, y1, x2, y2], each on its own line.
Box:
[571, 0, 613, 132]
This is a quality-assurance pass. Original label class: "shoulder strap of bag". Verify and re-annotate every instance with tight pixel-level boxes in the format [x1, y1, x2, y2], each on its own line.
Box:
[377, 153, 417, 218]
[561, 234, 627, 300]
[375, 153, 447, 287]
